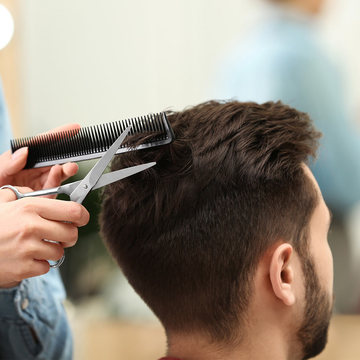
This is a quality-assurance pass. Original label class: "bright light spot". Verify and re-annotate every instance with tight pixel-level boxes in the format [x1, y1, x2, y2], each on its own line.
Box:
[0, 4, 14, 50]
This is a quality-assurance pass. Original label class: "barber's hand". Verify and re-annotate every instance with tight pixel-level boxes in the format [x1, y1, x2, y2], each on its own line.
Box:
[0, 124, 80, 192]
[0, 187, 89, 288]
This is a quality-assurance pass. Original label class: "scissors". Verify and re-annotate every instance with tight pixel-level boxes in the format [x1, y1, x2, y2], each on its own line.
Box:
[0, 127, 155, 268]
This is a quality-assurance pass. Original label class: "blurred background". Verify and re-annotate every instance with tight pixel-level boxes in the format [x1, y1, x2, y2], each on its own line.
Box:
[1, 0, 360, 359]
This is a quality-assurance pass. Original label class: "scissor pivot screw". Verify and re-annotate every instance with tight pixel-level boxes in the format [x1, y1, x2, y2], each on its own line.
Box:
[83, 184, 88, 189]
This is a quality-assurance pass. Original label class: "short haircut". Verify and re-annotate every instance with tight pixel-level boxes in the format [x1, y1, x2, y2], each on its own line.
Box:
[100, 100, 321, 343]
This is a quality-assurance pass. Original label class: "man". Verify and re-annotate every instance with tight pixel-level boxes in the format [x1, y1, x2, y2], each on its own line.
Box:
[214, 0, 360, 313]
[100, 100, 333, 360]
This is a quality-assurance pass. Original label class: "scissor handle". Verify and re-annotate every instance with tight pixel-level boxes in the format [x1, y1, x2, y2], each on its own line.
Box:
[0, 184, 60, 198]
[47, 247, 65, 268]
[0, 185, 24, 199]
[0, 184, 66, 268]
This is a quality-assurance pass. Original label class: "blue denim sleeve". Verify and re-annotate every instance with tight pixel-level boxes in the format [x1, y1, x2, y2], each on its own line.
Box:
[0, 269, 73, 360]
[0, 77, 13, 153]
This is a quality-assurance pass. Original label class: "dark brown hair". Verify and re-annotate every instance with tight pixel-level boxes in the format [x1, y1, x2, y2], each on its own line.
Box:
[100, 100, 321, 343]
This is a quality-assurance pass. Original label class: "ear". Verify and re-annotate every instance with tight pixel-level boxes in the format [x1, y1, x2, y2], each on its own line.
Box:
[269, 243, 296, 306]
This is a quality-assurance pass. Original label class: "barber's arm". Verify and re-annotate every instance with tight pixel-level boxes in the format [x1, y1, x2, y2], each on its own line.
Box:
[0, 125, 89, 359]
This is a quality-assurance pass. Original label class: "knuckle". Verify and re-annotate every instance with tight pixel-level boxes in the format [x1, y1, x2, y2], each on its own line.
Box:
[19, 222, 37, 238]
[19, 240, 36, 259]
[63, 226, 78, 248]
[83, 208, 90, 224]
[68, 204, 83, 222]
[20, 199, 36, 213]
[70, 226, 78, 242]
[65, 241, 76, 248]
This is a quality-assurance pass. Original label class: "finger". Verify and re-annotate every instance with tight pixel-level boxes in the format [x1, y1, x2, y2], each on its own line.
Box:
[41, 165, 63, 194]
[0, 125, 80, 183]
[21, 197, 90, 226]
[0, 186, 33, 202]
[42, 163, 79, 191]
[0, 188, 17, 202]
[47, 123, 81, 134]
[0, 148, 28, 178]
[36, 218, 79, 247]
[19, 238, 63, 264]
[20, 260, 50, 279]
[33, 240, 65, 261]
[39, 123, 81, 136]
[61, 162, 79, 179]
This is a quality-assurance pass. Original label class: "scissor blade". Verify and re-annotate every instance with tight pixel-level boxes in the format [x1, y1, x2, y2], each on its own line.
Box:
[92, 162, 156, 190]
[87, 127, 132, 188]
[70, 126, 132, 203]
[58, 162, 156, 196]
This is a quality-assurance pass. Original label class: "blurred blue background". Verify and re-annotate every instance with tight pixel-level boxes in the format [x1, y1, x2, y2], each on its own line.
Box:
[1, 0, 360, 359]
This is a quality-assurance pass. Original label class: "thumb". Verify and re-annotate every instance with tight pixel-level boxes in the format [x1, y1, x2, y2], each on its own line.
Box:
[0, 148, 28, 177]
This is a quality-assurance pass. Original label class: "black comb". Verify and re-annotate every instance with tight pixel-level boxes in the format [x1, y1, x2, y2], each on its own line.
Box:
[11, 112, 174, 169]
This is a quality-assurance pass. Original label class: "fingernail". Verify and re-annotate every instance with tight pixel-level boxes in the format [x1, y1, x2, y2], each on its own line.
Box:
[12, 147, 28, 160]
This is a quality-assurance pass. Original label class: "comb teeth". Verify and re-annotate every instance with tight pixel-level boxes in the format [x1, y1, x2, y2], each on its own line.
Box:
[11, 112, 174, 169]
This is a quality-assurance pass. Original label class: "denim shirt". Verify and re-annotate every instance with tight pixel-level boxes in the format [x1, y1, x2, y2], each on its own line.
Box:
[0, 270, 72, 359]
[0, 78, 73, 359]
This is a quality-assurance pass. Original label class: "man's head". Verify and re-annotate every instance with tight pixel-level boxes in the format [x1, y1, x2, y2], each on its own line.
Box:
[100, 101, 333, 359]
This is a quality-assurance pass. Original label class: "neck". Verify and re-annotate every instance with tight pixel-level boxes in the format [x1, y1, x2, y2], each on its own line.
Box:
[166, 325, 300, 360]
